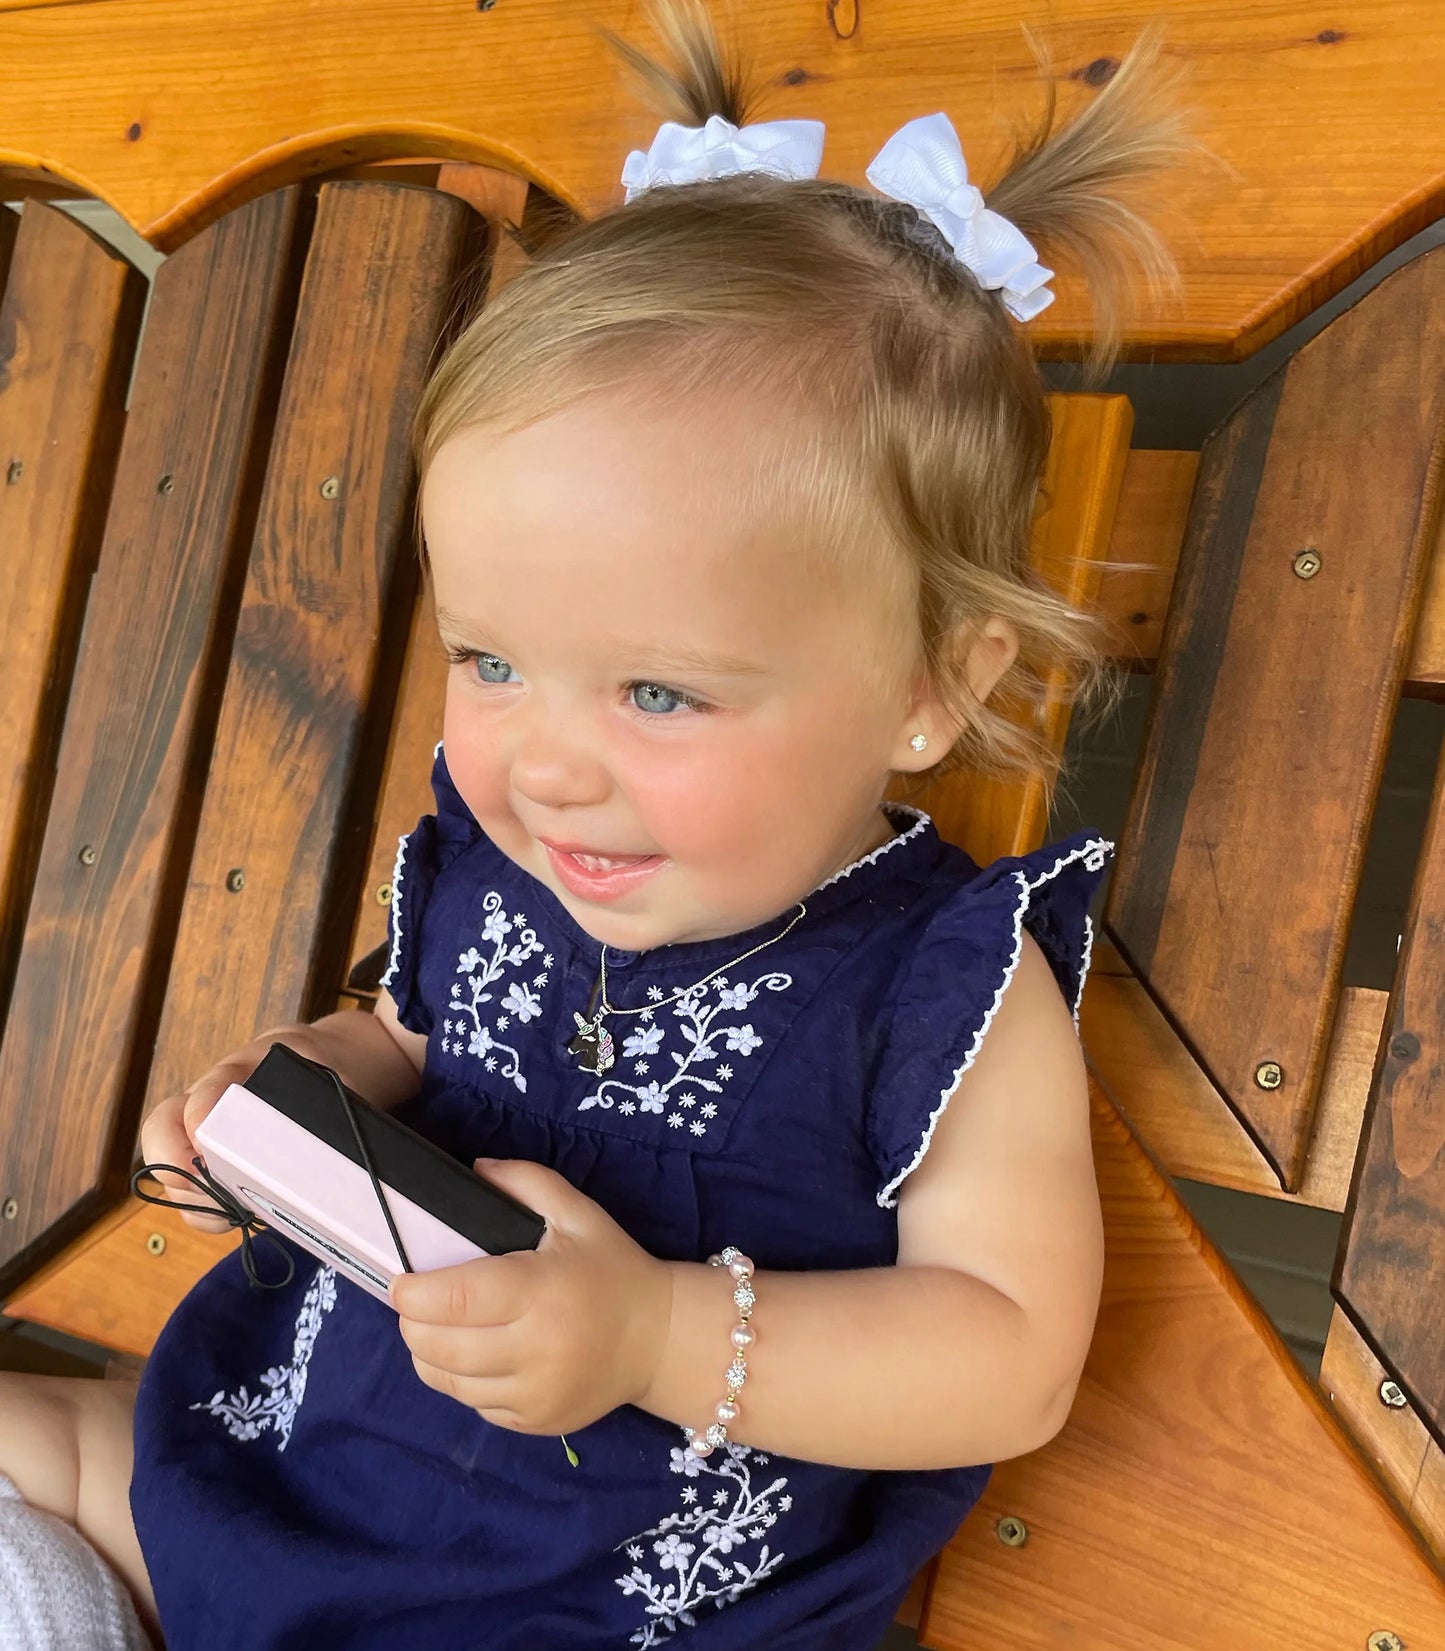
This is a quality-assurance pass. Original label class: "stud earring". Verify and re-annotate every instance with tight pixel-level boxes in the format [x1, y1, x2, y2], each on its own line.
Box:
[909, 733, 928, 753]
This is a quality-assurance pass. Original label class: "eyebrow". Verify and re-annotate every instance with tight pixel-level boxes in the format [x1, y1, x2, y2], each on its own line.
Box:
[434, 609, 768, 679]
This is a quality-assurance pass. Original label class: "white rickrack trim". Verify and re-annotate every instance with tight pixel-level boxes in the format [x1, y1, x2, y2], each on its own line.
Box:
[377, 831, 410, 990]
[815, 805, 930, 892]
[875, 835, 1113, 1209]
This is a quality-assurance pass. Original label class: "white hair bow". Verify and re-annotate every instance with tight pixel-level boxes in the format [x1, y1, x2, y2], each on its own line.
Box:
[621, 114, 826, 201]
[866, 112, 1055, 322]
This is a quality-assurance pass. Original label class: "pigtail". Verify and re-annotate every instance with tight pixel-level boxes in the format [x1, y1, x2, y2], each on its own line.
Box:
[985, 19, 1205, 383]
[600, 0, 756, 129]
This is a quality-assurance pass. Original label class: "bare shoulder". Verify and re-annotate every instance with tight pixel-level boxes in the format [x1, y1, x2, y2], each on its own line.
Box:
[896, 933, 1103, 1382]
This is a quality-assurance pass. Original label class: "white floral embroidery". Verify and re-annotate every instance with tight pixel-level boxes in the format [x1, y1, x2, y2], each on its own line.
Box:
[577, 971, 792, 1136]
[191, 1266, 338, 1452]
[616, 1438, 790, 1645]
[443, 892, 548, 1092]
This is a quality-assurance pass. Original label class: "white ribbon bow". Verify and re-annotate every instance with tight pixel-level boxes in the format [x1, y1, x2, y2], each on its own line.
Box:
[621, 114, 826, 201]
[620, 113, 825, 201]
[866, 112, 1055, 322]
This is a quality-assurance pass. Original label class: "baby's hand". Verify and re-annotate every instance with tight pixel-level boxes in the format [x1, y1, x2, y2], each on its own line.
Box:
[392, 1160, 672, 1436]
[138, 1028, 324, 1232]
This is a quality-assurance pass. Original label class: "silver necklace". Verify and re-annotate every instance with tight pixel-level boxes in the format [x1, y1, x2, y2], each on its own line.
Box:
[567, 902, 808, 1075]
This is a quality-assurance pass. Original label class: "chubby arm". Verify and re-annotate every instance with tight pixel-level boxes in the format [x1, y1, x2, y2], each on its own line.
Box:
[635, 933, 1104, 1469]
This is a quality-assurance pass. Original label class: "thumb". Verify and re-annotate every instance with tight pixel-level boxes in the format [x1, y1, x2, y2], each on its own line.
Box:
[473, 1156, 585, 1228]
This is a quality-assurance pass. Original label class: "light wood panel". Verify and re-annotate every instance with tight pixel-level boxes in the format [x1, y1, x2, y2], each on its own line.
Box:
[918, 1079, 1445, 1649]
[3, 2, 1445, 361]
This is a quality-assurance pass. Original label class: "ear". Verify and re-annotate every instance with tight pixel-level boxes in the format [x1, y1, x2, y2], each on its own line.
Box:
[891, 617, 1020, 773]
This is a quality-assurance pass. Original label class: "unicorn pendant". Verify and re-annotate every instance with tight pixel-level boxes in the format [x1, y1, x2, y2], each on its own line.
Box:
[568, 1011, 615, 1075]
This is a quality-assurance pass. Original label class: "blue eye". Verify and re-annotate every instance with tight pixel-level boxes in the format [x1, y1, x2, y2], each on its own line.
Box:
[630, 681, 698, 715]
[474, 653, 515, 685]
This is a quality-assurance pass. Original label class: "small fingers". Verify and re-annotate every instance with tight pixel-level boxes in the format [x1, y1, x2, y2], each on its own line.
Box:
[397, 1317, 515, 1380]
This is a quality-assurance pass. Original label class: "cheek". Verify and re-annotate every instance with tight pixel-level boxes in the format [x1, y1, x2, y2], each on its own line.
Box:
[441, 689, 510, 823]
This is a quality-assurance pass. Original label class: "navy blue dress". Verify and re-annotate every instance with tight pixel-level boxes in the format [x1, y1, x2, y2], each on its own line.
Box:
[131, 748, 1111, 1651]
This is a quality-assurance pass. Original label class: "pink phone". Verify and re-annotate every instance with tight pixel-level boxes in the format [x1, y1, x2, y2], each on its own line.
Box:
[192, 1044, 545, 1304]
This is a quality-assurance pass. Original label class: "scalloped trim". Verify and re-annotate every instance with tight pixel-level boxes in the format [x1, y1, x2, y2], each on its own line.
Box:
[814, 805, 930, 892]
[377, 832, 410, 991]
[875, 836, 1113, 1209]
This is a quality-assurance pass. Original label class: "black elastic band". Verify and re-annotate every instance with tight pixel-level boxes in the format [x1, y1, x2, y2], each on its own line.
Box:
[132, 1063, 414, 1290]
[130, 1158, 296, 1291]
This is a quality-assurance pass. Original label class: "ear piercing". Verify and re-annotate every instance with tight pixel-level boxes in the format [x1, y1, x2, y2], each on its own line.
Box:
[909, 733, 928, 753]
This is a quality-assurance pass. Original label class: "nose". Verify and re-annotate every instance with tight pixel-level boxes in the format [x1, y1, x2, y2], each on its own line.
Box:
[508, 704, 612, 812]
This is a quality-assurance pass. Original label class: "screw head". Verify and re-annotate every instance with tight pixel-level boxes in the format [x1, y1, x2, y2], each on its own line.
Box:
[1389, 1032, 1420, 1064]
[995, 1515, 1028, 1548]
[1367, 1632, 1406, 1651]
[1254, 1060, 1284, 1091]
[1379, 1379, 1409, 1409]
[1, 1198, 17, 1221]
[78, 844, 97, 866]
[157, 473, 174, 495]
[225, 867, 246, 893]
[146, 1231, 167, 1256]
[319, 475, 340, 500]
[1293, 548, 1322, 579]
[6, 458, 22, 485]
[375, 883, 393, 906]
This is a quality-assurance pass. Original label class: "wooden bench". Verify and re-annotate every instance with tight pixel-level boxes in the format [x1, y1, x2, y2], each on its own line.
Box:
[1, 2, 1442, 1643]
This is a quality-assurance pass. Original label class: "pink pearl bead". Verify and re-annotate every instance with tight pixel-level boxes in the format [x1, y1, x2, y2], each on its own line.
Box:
[730, 1324, 755, 1349]
[689, 1437, 714, 1457]
[715, 1400, 739, 1424]
[728, 1254, 754, 1279]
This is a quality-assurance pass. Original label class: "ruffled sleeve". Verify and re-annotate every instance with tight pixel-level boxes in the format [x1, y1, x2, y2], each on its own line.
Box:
[379, 744, 482, 1035]
[867, 831, 1113, 1209]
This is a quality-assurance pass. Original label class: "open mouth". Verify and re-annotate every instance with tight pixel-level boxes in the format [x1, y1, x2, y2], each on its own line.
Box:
[539, 842, 668, 903]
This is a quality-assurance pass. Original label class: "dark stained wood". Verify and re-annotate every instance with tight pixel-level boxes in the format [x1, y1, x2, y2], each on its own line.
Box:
[1335, 734, 1445, 1454]
[342, 585, 448, 997]
[146, 183, 486, 1108]
[0, 205, 146, 1037]
[918, 1079, 1445, 1650]
[1106, 246, 1445, 1191]
[0, 188, 313, 1290]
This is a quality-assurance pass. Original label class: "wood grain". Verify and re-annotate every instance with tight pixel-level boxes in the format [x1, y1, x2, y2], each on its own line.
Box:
[1082, 973, 1377, 1212]
[0, 204, 146, 1034]
[1321, 1305, 1445, 1572]
[0, 188, 310, 1292]
[146, 182, 485, 1109]
[1, 3, 1444, 362]
[918, 1079, 1445, 1649]
[1107, 245, 1445, 1191]
[1335, 733, 1445, 1450]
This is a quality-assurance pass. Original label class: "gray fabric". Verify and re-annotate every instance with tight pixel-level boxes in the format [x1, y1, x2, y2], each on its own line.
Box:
[0, 1476, 151, 1651]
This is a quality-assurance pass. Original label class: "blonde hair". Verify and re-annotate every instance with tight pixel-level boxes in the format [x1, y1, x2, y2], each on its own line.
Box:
[414, 0, 1197, 783]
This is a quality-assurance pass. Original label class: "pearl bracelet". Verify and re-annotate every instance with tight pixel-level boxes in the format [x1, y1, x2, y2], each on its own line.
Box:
[686, 1247, 756, 1458]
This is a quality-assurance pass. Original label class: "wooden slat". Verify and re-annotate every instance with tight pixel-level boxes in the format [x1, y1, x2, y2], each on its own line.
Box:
[1097, 448, 1197, 667]
[1106, 247, 1445, 1192]
[4, 3, 1445, 363]
[1321, 1305, 1445, 1572]
[0, 188, 311, 1292]
[1335, 736, 1445, 1449]
[895, 393, 1132, 867]
[1081, 974, 1376, 1212]
[145, 182, 486, 1110]
[0, 204, 146, 1030]
[917, 1079, 1445, 1650]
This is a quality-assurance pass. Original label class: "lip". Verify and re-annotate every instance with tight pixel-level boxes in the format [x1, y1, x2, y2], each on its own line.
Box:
[539, 840, 668, 904]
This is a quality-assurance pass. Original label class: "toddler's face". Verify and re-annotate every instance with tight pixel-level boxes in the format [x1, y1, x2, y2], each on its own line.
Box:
[422, 391, 925, 951]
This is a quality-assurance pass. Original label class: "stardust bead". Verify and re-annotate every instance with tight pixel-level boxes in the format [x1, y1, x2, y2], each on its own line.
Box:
[689, 1436, 714, 1457]
[715, 1400, 740, 1424]
[730, 1324, 755, 1349]
[728, 1254, 754, 1280]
